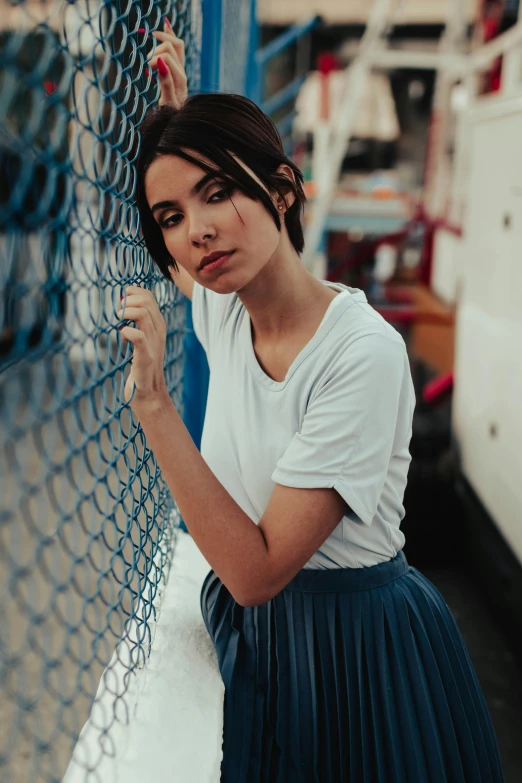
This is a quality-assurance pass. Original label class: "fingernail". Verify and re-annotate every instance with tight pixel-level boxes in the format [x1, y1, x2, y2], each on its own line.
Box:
[145, 67, 150, 77]
[164, 16, 171, 29]
[137, 28, 146, 34]
[157, 57, 168, 77]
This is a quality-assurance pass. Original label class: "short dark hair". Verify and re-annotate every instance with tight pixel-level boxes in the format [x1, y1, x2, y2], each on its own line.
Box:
[135, 93, 307, 280]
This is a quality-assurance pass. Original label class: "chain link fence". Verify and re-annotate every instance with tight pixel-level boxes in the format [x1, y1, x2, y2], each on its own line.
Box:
[0, 1, 253, 781]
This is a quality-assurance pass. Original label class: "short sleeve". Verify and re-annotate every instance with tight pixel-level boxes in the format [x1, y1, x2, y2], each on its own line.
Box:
[271, 333, 410, 526]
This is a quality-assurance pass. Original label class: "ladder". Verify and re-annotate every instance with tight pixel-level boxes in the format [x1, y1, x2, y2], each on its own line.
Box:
[302, 0, 470, 270]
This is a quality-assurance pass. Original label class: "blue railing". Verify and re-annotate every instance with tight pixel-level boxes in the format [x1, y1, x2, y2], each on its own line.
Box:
[247, 14, 321, 152]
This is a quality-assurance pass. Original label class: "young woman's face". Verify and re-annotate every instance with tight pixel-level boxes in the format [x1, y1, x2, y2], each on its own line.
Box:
[145, 151, 292, 293]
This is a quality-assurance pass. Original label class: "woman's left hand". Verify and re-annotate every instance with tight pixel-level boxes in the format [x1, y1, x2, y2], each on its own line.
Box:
[117, 286, 168, 407]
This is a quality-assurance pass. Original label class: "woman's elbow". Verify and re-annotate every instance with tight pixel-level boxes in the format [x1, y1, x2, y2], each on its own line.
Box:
[233, 583, 275, 608]
[230, 566, 280, 607]
[236, 593, 271, 608]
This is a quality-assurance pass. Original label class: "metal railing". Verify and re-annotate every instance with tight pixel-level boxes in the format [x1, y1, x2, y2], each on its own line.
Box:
[247, 14, 320, 153]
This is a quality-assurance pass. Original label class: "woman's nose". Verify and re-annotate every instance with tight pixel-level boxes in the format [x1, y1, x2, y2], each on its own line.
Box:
[188, 218, 216, 245]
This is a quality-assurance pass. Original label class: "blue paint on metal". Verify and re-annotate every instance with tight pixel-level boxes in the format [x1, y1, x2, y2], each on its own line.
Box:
[261, 75, 306, 116]
[255, 15, 321, 66]
[181, 300, 210, 533]
[248, 14, 320, 160]
[276, 110, 298, 140]
[201, 0, 223, 92]
[325, 215, 408, 233]
[245, 0, 261, 103]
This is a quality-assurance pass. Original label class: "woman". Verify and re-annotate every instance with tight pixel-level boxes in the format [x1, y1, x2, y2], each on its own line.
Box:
[118, 18, 504, 782]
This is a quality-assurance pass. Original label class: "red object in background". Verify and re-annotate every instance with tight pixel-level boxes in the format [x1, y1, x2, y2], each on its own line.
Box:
[317, 52, 340, 121]
[489, 70, 502, 92]
[317, 53, 339, 76]
[373, 308, 416, 324]
[483, 16, 501, 41]
[482, 2, 504, 92]
[422, 371, 454, 405]
[384, 288, 413, 305]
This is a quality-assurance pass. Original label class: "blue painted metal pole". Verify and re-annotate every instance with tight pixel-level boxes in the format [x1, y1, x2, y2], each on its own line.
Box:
[180, 0, 224, 531]
[182, 298, 210, 444]
[261, 75, 306, 116]
[181, 303, 210, 535]
[255, 15, 321, 67]
[245, 0, 260, 103]
[200, 0, 223, 92]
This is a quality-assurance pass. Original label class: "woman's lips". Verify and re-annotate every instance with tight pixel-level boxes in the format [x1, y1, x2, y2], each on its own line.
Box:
[200, 251, 235, 273]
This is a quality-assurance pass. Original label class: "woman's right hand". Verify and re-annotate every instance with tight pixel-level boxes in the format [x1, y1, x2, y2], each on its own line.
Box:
[146, 16, 188, 109]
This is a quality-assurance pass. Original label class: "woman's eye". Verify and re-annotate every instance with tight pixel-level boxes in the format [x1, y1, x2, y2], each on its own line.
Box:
[161, 214, 181, 229]
[160, 188, 231, 229]
[209, 188, 228, 202]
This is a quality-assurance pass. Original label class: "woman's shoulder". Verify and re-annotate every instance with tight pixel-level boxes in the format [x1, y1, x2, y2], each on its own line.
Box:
[310, 296, 410, 402]
[328, 286, 407, 354]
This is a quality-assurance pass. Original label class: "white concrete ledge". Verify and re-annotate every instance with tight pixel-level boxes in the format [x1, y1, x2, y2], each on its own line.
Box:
[64, 530, 224, 783]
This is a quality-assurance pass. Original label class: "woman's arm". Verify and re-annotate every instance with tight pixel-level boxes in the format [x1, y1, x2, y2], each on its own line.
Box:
[133, 391, 347, 606]
[133, 389, 271, 604]
[118, 288, 347, 606]
[118, 286, 269, 605]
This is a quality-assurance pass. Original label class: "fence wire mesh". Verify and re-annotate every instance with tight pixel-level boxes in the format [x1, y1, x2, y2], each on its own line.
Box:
[0, 1, 226, 781]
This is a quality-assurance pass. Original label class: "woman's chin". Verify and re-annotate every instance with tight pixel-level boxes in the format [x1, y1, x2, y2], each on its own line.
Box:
[203, 277, 243, 295]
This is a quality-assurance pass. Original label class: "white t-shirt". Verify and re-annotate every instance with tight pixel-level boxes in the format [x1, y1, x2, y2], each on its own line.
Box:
[191, 279, 416, 569]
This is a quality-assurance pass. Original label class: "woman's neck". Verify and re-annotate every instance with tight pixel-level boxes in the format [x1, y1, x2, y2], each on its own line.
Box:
[236, 244, 335, 344]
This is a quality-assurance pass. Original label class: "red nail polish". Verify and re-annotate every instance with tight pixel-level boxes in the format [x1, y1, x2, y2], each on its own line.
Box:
[157, 57, 168, 78]
[137, 28, 146, 34]
[164, 16, 171, 28]
[145, 67, 150, 77]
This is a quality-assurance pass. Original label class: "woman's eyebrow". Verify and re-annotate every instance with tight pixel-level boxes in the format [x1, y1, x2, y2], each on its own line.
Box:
[151, 170, 225, 215]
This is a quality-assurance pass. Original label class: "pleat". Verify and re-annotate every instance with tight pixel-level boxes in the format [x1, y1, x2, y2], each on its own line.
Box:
[301, 591, 321, 781]
[379, 588, 430, 781]
[282, 592, 303, 771]
[246, 605, 264, 779]
[372, 590, 410, 781]
[362, 590, 398, 781]
[351, 591, 375, 780]
[200, 557, 504, 783]
[400, 569, 504, 782]
[293, 590, 321, 781]
[326, 592, 348, 781]
[410, 569, 504, 780]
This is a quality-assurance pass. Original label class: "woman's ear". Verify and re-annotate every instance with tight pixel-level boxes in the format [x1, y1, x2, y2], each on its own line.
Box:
[276, 164, 297, 211]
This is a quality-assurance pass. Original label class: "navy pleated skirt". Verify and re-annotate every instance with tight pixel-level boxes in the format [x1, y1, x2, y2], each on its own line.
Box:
[200, 550, 504, 782]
